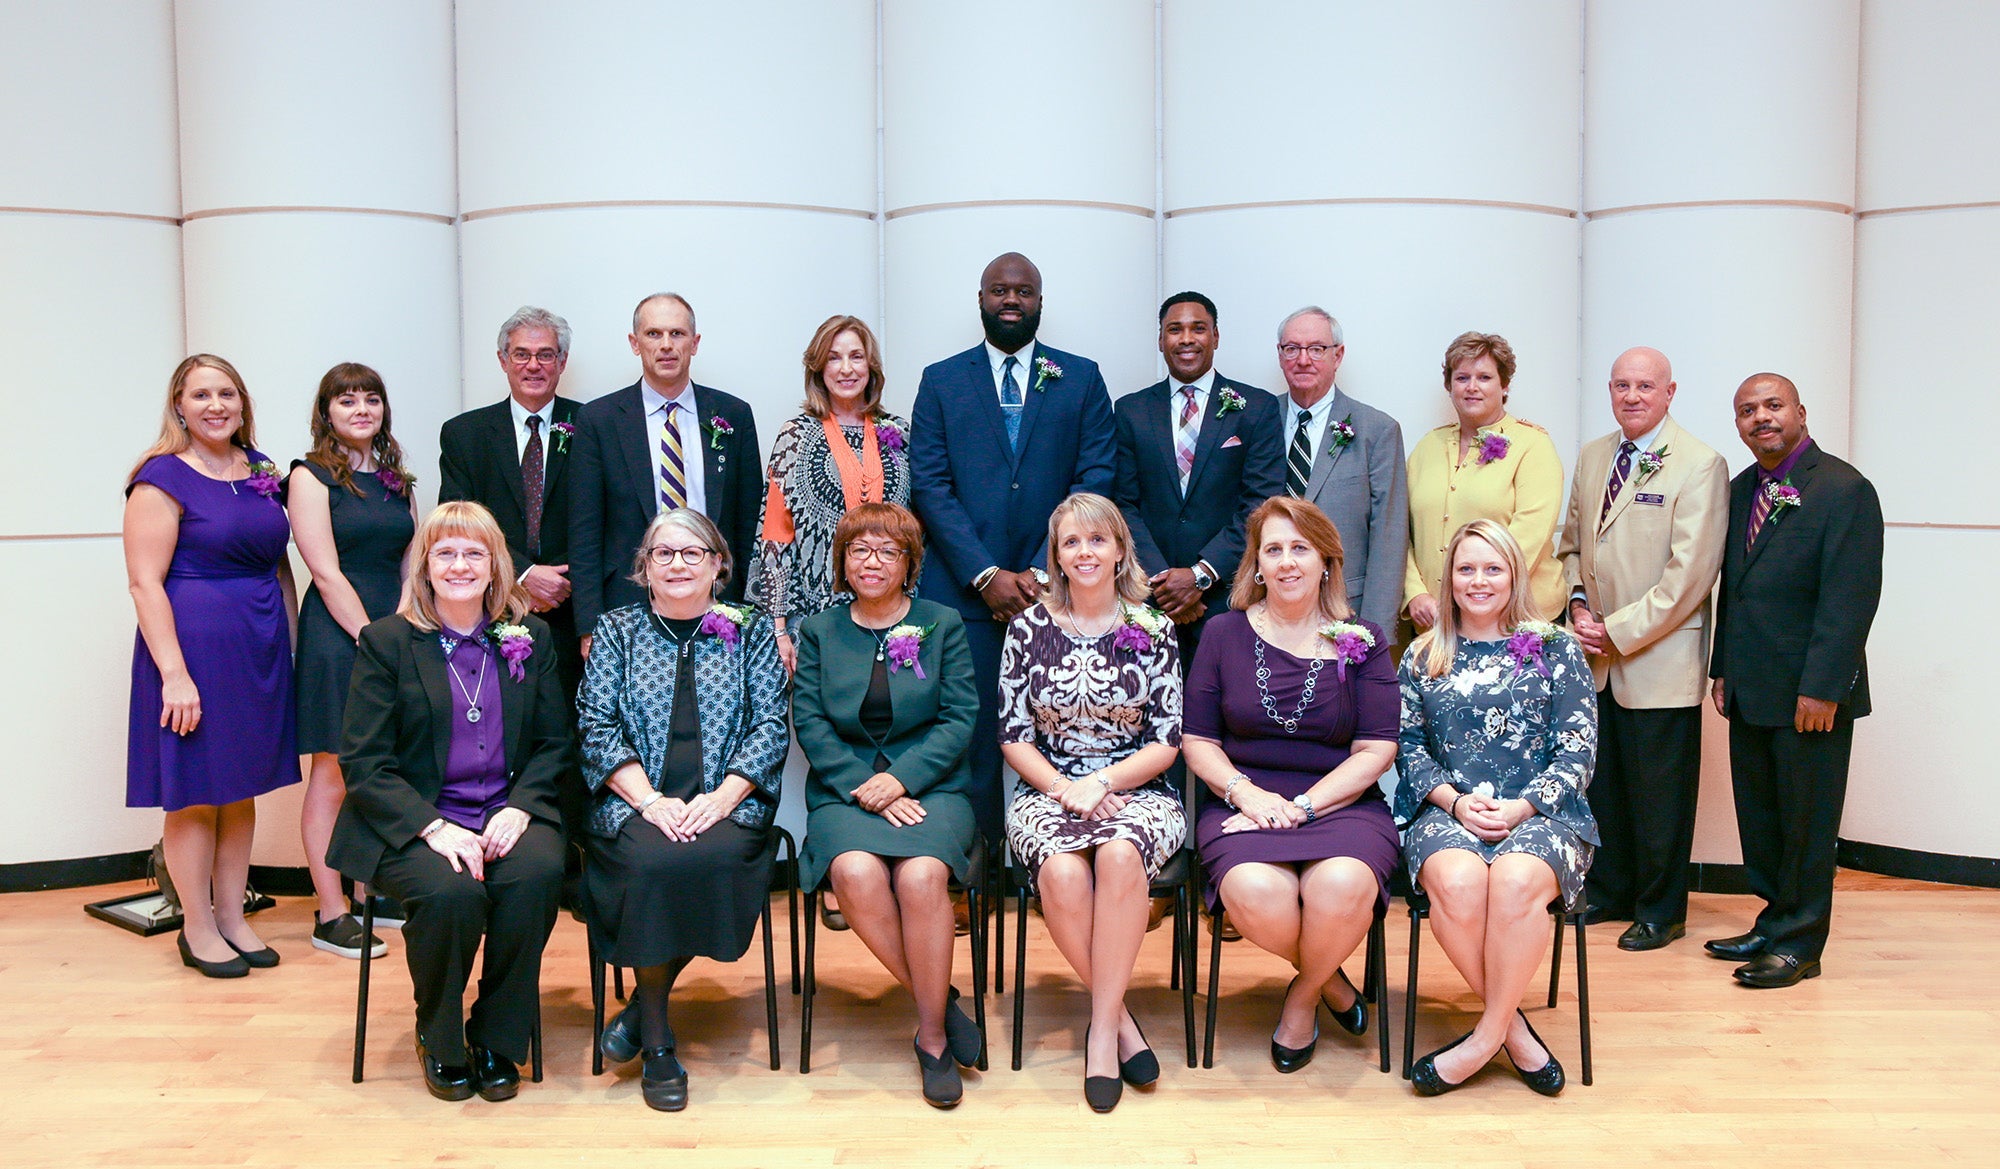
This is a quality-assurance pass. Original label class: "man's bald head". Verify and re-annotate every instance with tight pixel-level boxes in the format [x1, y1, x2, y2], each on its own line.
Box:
[1608, 347, 1677, 440]
[979, 252, 1043, 352]
[1733, 372, 1808, 468]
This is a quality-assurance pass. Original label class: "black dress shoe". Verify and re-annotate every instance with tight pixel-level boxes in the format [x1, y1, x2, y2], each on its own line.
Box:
[1704, 930, 1770, 961]
[1119, 1016, 1159, 1088]
[640, 1045, 689, 1112]
[177, 933, 249, 979]
[1733, 952, 1821, 989]
[1320, 969, 1368, 1037]
[469, 1046, 520, 1102]
[1579, 901, 1629, 927]
[599, 1002, 642, 1065]
[418, 1043, 475, 1102]
[1270, 978, 1317, 1073]
[1505, 1011, 1565, 1096]
[914, 1036, 963, 1109]
[224, 936, 281, 968]
[1618, 921, 1686, 952]
[1083, 1026, 1122, 1113]
[1410, 1032, 1477, 1097]
[943, 987, 983, 1068]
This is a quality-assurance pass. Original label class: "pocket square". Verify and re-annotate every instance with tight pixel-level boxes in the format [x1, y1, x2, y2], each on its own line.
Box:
[1220, 435, 1242, 448]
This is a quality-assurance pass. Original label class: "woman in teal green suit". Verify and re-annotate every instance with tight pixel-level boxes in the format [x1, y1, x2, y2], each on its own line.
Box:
[794, 503, 981, 1108]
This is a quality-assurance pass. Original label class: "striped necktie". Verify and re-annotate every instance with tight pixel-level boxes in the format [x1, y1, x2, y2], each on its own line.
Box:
[658, 400, 687, 511]
[1745, 476, 1773, 548]
[1285, 408, 1313, 497]
[1599, 439, 1636, 522]
[1175, 385, 1199, 491]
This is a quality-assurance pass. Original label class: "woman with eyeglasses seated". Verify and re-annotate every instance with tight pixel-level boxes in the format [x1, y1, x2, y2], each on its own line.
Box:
[793, 503, 981, 1107]
[578, 509, 788, 1112]
[1395, 519, 1597, 1097]
[329, 502, 570, 1104]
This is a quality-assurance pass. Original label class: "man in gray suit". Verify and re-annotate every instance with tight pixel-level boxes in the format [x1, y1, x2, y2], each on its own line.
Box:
[1274, 307, 1409, 632]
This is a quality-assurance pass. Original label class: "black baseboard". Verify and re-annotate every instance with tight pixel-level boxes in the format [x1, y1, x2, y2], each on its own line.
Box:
[1838, 838, 2000, 889]
[0, 851, 150, 894]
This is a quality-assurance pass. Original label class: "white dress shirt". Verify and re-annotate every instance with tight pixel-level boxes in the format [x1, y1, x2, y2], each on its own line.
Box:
[985, 340, 1036, 401]
[1283, 388, 1341, 467]
[509, 398, 556, 464]
[640, 379, 707, 518]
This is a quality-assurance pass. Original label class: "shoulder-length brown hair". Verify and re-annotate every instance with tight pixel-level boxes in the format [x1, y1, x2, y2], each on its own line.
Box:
[304, 362, 416, 498]
[1407, 518, 1539, 678]
[127, 354, 259, 483]
[398, 502, 528, 631]
[800, 314, 886, 419]
[831, 502, 925, 594]
[1045, 493, 1151, 610]
[1228, 496, 1352, 619]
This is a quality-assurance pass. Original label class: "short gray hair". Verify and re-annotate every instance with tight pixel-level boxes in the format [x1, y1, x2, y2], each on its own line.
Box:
[1277, 305, 1344, 347]
[632, 292, 697, 334]
[496, 306, 572, 358]
[627, 507, 732, 592]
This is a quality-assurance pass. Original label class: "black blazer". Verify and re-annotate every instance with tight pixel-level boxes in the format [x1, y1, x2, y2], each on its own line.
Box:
[1709, 442, 1883, 727]
[569, 381, 762, 632]
[1112, 373, 1284, 615]
[438, 396, 581, 572]
[327, 614, 571, 882]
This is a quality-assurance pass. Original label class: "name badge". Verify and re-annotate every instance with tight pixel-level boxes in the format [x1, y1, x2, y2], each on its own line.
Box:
[1634, 492, 1665, 505]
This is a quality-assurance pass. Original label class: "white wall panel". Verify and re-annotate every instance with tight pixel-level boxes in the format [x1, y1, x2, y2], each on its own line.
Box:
[174, 0, 455, 216]
[457, 0, 876, 213]
[1168, 205, 1584, 457]
[1586, 0, 1859, 210]
[1859, 0, 2000, 210]
[1851, 210, 2000, 524]
[1582, 208, 1856, 468]
[884, 209, 1158, 409]
[1164, 0, 1581, 211]
[0, 217, 184, 536]
[884, 0, 1154, 210]
[0, 0, 179, 216]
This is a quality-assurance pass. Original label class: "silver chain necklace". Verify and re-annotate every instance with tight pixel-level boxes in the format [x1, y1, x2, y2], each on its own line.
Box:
[1252, 631, 1324, 734]
[443, 640, 490, 725]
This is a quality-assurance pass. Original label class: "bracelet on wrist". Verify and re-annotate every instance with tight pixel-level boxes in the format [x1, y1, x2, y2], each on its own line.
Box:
[638, 791, 663, 812]
[1223, 774, 1246, 809]
[1449, 793, 1467, 819]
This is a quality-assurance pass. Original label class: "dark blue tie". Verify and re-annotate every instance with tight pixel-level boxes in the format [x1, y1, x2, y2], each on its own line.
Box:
[999, 355, 1022, 449]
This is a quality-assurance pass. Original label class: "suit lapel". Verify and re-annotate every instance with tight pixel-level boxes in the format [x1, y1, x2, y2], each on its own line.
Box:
[410, 625, 455, 783]
[1304, 388, 1351, 500]
[616, 384, 657, 521]
[1724, 470, 1754, 590]
[540, 397, 579, 501]
[1183, 378, 1231, 500]
[1011, 344, 1048, 465]
[488, 403, 527, 515]
[693, 385, 727, 526]
[1596, 436, 1636, 534]
[963, 347, 1014, 468]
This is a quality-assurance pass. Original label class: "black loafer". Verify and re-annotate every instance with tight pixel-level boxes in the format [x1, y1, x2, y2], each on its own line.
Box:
[1083, 1026, 1122, 1113]
[600, 1002, 642, 1065]
[1704, 930, 1769, 961]
[177, 933, 249, 979]
[1118, 1017, 1159, 1088]
[1618, 921, 1686, 952]
[914, 1036, 963, 1109]
[1271, 977, 1318, 1073]
[469, 1045, 520, 1102]
[640, 1045, 688, 1112]
[1320, 969, 1368, 1037]
[418, 1043, 475, 1102]
[1410, 1032, 1477, 1097]
[1733, 952, 1821, 989]
[943, 987, 983, 1067]
[224, 936, 281, 968]
[1505, 1011, 1565, 1096]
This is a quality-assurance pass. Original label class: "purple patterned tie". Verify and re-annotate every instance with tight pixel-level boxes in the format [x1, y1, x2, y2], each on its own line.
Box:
[1746, 477, 1773, 548]
[1175, 386, 1199, 490]
[522, 415, 545, 552]
[1599, 439, 1636, 522]
[658, 401, 687, 510]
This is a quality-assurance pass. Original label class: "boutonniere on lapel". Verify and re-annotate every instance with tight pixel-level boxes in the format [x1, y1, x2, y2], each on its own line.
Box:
[875, 418, 907, 455]
[882, 621, 934, 676]
[1634, 445, 1668, 483]
[1032, 355, 1064, 392]
[489, 621, 534, 681]
[244, 459, 283, 500]
[704, 415, 734, 450]
[378, 465, 407, 500]
[1214, 387, 1247, 417]
[1319, 620, 1376, 681]
[1763, 478, 1801, 513]
[1328, 414, 1357, 452]
[1111, 604, 1169, 655]
[1505, 620, 1565, 677]
[699, 601, 752, 647]
[1475, 428, 1510, 465]
[550, 420, 575, 454]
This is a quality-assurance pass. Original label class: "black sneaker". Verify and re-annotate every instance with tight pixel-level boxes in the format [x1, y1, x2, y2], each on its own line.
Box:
[351, 894, 406, 929]
[312, 912, 387, 959]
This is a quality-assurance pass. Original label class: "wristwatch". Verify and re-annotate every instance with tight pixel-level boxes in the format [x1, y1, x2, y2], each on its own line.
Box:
[1191, 563, 1216, 591]
[1292, 793, 1316, 823]
[1030, 567, 1050, 589]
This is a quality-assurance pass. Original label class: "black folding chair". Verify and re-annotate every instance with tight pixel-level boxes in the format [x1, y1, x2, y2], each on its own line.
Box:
[350, 893, 543, 1084]
[1201, 902, 1390, 1072]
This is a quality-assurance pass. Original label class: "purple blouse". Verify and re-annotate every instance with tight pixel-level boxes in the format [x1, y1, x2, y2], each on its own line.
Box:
[435, 627, 508, 831]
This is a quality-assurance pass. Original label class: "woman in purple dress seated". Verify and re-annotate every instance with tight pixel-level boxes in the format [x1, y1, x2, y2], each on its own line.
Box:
[1184, 497, 1399, 1074]
[329, 502, 570, 1105]
[124, 354, 298, 979]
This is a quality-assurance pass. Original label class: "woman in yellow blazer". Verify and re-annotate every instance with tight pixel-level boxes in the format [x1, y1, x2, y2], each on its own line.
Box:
[1404, 333, 1567, 626]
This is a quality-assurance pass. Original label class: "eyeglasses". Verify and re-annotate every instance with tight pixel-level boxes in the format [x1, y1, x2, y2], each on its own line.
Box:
[1277, 343, 1337, 362]
[429, 547, 490, 565]
[844, 544, 906, 564]
[647, 545, 713, 567]
[507, 348, 562, 366]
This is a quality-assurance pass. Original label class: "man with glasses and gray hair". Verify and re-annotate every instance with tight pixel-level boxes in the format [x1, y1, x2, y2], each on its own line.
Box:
[1273, 307, 1409, 633]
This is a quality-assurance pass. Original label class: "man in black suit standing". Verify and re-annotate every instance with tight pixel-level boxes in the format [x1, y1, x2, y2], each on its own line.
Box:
[1707, 372, 1882, 988]
[571, 292, 761, 654]
[1113, 290, 1283, 663]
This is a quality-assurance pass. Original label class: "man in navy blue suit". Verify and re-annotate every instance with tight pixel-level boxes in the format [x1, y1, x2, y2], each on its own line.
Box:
[910, 252, 1117, 837]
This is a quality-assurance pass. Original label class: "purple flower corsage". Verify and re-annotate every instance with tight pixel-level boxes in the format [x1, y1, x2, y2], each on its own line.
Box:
[1319, 620, 1376, 682]
[1215, 387, 1247, 417]
[875, 418, 907, 454]
[883, 621, 933, 677]
[1635, 445, 1667, 482]
[699, 602, 752, 647]
[244, 459, 283, 499]
[1764, 479, 1801, 512]
[490, 621, 534, 681]
[1328, 414, 1357, 451]
[705, 415, 734, 450]
[1032, 355, 1064, 392]
[1475, 429, 1510, 465]
[1505, 620, 1564, 676]
[1111, 604, 1168, 655]
[378, 465, 406, 498]
[550, 420, 575, 454]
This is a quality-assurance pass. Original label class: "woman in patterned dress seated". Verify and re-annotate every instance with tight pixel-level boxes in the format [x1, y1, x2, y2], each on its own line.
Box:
[1395, 519, 1598, 1097]
[999, 492, 1186, 1113]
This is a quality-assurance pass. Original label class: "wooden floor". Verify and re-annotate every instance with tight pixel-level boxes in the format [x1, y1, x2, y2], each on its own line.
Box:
[2, 872, 1995, 1167]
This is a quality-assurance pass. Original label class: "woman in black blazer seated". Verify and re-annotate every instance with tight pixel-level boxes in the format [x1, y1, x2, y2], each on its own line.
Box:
[329, 501, 569, 1104]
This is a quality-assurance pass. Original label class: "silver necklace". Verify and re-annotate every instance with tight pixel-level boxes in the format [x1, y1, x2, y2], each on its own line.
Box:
[1251, 624, 1324, 734]
[1057, 602, 1121, 641]
[444, 641, 490, 724]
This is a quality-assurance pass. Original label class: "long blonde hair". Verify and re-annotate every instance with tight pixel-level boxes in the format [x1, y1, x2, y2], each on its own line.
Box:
[127, 355, 259, 483]
[1044, 492, 1151, 610]
[1409, 518, 1539, 678]
[398, 502, 529, 632]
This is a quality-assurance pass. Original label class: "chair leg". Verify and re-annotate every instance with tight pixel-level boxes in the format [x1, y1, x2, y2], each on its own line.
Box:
[1402, 907, 1422, 1079]
[992, 869, 1006, 996]
[1178, 886, 1196, 1068]
[1011, 882, 1029, 1072]
[1548, 910, 1566, 1008]
[969, 880, 989, 1071]
[800, 888, 818, 1074]
[1169, 896, 1182, 991]
[530, 1011, 543, 1083]
[1371, 913, 1390, 1074]
[614, 964, 625, 1003]
[1574, 912, 1593, 1086]
[762, 897, 781, 1071]
[1202, 908, 1223, 1069]
[589, 927, 606, 1077]
[351, 896, 374, 1083]
[783, 831, 801, 994]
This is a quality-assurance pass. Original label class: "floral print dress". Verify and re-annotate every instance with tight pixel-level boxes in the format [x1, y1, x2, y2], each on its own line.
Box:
[1393, 631, 1600, 906]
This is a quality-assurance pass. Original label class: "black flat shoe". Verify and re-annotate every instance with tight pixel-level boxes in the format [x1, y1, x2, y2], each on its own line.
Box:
[1410, 1032, 1477, 1097]
[469, 1045, 520, 1102]
[914, 1036, 963, 1109]
[943, 986, 983, 1068]
[1119, 1016, 1159, 1088]
[1733, 952, 1821, 989]
[1505, 1011, 1565, 1096]
[1270, 977, 1318, 1073]
[1320, 969, 1368, 1037]
[640, 1045, 688, 1112]
[1618, 921, 1685, 952]
[1704, 930, 1769, 961]
[599, 1002, 642, 1065]
[418, 1043, 475, 1102]
[1083, 1026, 1122, 1113]
[177, 933, 249, 979]
[224, 936, 281, 968]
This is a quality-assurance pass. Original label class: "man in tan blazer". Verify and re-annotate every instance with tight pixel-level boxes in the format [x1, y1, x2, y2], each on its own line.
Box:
[1558, 347, 1728, 951]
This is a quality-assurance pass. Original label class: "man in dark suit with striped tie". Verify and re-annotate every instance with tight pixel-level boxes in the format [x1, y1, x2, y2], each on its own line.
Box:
[571, 293, 761, 654]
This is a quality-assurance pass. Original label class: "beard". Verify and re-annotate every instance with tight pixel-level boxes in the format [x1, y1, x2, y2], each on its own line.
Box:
[980, 304, 1041, 353]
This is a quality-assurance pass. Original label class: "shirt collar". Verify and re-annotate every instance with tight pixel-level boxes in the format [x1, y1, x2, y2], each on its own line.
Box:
[1172, 369, 1218, 398]
[640, 379, 693, 416]
[509, 397, 553, 433]
[985, 339, 1036, 381]
[1287, 386, 1336, 424]
[1619, 418, 1666, 454]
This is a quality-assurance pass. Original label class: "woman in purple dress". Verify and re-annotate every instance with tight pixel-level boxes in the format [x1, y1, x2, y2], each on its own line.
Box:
[124, 355, 298, 978]
[1184, 497, 1399, 1073]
